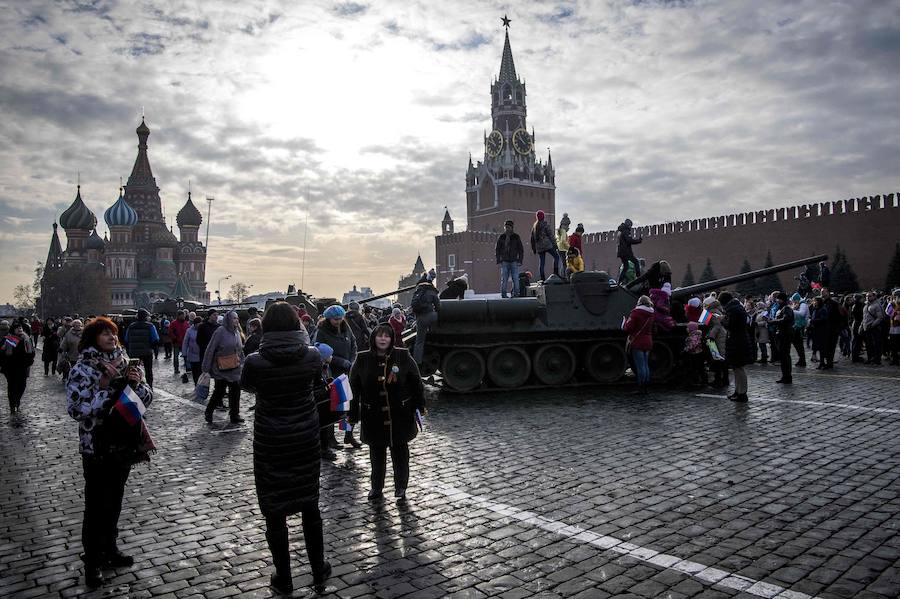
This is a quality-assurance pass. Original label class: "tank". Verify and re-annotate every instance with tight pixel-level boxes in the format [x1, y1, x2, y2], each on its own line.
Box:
[265, 283, 419, 318]
[416, 254, 827, 392]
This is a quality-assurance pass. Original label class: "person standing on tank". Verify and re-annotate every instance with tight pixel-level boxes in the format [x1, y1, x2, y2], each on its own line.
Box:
[496, 219, 524, 298]
[718, 292, 753, 402]
[530, 210, 559, 281]
[616, 219, 642, 284]
[349, 324, 425, 502]
[124, 309, 159, 388]
[410, 275, 440, 367]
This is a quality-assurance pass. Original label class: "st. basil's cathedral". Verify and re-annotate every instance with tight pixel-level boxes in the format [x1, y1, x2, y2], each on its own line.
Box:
[42, 118, 209, 311]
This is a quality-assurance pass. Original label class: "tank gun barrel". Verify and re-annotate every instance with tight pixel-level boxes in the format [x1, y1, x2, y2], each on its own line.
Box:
[347, 284, 419, 307]
[671, 254, 827, 300]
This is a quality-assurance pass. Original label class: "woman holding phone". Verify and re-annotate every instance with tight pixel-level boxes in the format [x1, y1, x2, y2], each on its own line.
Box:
[66, 316, 153, 588]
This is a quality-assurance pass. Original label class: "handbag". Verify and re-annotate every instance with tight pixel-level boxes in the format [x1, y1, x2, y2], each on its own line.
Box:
[625, 315, 652, 354]
[216, 352, 240, 371]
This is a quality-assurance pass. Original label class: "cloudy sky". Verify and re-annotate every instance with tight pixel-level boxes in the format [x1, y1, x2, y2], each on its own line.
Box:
[1, 0, 898, 304]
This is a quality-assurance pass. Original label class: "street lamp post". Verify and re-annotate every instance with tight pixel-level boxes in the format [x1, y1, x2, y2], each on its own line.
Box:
[217, 275, 231, 305]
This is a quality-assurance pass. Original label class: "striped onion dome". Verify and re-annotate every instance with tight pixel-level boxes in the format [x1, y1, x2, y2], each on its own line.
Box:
[85, 228, 105, 250]
[176, 192, 202, 227]
[59, 185, 97, 231]
[104, 187, 138, 227]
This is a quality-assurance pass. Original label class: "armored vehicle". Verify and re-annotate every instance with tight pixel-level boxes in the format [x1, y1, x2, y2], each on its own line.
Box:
[267, 283, 420, 318]
[415, 255, 827, 392]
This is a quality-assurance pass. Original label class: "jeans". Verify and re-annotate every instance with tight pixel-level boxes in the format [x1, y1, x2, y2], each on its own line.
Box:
[413, 311, 438, 364]
[864, 328, 883, 364]
[538, 249, 560, 281]
[264, 506, 325, 579]
[500, 261, 519, 298]
[631, 349, 650, 386]
[81, 455, 131, 566]
[369, 443, 410, 493]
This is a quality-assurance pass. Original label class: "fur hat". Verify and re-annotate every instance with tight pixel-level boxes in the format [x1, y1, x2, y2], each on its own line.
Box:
[661, 282, 672, 296]
[322, 305, 346, 319]
[687, 297, 701, 308]
[315, 342, 334, 361]
[391, 307, 402, 317]
[536, 210, 545, 220]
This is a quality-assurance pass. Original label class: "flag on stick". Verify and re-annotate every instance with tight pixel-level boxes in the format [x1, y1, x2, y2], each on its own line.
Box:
[114, 385, 146, 425]
[698, 308, 713, 326]
[329, 373, 352, 412]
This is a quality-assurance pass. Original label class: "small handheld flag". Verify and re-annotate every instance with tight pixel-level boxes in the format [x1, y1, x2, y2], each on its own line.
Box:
[4, 335, 19, 349]
[329, 373, 352, 412]
[114, 385, 146, 425]
[698, 308, 713, 326]
[338, 418, 353, 432]
[415, 409, 425, 433]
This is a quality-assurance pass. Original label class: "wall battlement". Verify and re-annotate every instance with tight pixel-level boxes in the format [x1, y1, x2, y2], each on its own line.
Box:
[582, 193, 898, 244]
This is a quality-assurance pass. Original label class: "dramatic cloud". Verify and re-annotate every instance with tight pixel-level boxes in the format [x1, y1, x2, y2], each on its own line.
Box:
[1, 0, 898, 303]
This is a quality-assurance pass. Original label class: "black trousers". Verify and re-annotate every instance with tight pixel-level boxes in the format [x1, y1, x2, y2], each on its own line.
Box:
[43, 358, 57, 376]
[864, 328, 883, 364]
[778, 334, 792, 381]
[172, 345, 181, 372]
[4, 373, 27, 411]
[792, 329, 806, 365]
[207, 379, 240, 420]
[264, 506, 325, 579]
[369, 443, 410, 493]
[81, 455, 131, 566]
[189, 362, 202, 385]
[823, 334, 839, 367]
[140, 355, 154, 388]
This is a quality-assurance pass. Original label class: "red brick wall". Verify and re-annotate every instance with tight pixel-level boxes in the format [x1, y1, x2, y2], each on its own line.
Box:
[581, 194, 900, 290]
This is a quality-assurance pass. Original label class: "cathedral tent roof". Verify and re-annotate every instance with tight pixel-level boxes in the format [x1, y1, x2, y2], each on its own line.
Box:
[59, 186, 96, 231]
[413, 254, 425, 274]
[171, 273, 195, 301]
[85, 228, 105, 250]
[46, 223, 63, 269]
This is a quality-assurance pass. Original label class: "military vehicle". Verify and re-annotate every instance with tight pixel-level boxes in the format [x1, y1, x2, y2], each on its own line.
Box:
[414, 255, 827, 392]
[266, 283, 420, 318]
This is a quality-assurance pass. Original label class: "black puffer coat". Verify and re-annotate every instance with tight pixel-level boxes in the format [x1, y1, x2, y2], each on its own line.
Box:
[722, 298, 753, 367]
[313, 320, 357, 376]
[349, 329, 425, 447]
[240, 330, 322, 517]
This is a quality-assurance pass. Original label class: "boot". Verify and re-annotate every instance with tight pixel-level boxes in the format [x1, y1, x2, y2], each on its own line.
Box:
[344, 430, 362, 448]
[85, 566, 103, 588]
[104, 549, 134, 568]
[270, 572, 293, 593]
[313, 561, 332, 594]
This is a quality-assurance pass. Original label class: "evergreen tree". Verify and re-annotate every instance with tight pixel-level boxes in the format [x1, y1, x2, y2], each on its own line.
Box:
[735, 259, 756, 297]
[681, 264, 695, 287]
[699, 258, 716, 284]
[830, 246, 860, 294]
[885, 242, 900, 291]
[755, 251, 783, 296]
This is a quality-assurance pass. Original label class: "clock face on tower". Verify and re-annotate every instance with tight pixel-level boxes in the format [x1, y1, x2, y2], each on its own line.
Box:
[486, 130, 503, 158]
[512, 128, 533, 155]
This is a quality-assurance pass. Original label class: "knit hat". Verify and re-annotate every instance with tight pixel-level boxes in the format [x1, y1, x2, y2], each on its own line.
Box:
[322, 304, 346, 319]
[300, 314, 312, 323]
[137, 308, 150, 320]
[661, 282, 672, 296]
[687, 297, 701, 308]
[504, 219, 514, 227]
[392, 307, 402, 317]
[575, 223, 584, 232]
[315, 342, 334, 361]
[348, 301, 360, 311]
[790, 292, 802, 302]
[427, 268, 436, 282]
[702, 296, 717, 307]
[536, 210, 545, 220]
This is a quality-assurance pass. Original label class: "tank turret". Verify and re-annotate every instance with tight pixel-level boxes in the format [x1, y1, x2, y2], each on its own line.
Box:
[416, 254, 828, 392]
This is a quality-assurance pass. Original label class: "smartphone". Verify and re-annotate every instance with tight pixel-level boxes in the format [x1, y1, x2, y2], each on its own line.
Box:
[128, 358, 141, 368]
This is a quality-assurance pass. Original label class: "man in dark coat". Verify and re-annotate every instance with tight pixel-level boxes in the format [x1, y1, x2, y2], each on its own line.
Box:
[496, 220, 524, 298]
[439, 274, 468, 300]
[771, 292, 795, 384]
[124, 309, 159, 387]
[239, 303, 330, 594]
[410, 280, 440, 366]
[196, 309, 219, 364]
[820, 289, 843, 369]
[719, 292, 753, 402]
[345, 302, 371, 352]
[616, 219, 642, 284]
[818, 261, 831, 288]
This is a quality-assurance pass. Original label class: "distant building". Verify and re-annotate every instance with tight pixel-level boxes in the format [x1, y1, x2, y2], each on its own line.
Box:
[397, 255, 427, 306]
[40, 119, 209, 315]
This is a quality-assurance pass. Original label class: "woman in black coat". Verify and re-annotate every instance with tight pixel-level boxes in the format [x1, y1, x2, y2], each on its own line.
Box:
[719, 292, 753, 402]
[349, 324, 425, 502]
[240, 303, 331, 594]
[42, 319, 60, 375]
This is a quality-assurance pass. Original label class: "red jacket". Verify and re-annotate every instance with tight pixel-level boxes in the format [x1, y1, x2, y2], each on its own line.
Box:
[388, 314, 406, 348]
[567, 232, 583, 255]
[623, 305, 655, 351]
[169, 318, 191, 348]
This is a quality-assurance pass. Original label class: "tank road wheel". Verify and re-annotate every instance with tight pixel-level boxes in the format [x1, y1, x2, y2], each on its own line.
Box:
[420, 348, 441, 376]
[533, 344, 576, 386]
[585, 342, 627, 383]
[649, 341, 675, 381]
[441, 349, 485, 392]
[487, 346, 532, 388]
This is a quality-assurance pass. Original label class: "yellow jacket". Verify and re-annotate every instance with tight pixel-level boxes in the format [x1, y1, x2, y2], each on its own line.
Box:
[567, 255, 584, 273]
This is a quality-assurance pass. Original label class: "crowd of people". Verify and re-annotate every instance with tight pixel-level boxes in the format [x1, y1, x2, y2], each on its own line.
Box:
[622, 259, 900, 401]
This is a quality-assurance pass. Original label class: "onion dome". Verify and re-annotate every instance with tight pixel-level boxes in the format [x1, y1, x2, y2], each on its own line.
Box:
[176, 192, 202, 227]
[104, 187, 139, 227]
[59, 185, 97, 231]
[136, 117, 150, 136]
[85, 228, 105, 251]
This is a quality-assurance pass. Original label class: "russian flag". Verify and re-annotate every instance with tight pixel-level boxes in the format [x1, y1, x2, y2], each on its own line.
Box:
[114, 385, 146, 426]
[698, 308, 713, 326]
[338, 418, 353, 432]
[329, 373, 352, 412]
[4, 335, 19, 349]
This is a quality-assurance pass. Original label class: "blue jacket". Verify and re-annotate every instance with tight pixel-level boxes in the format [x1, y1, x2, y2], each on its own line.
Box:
[181, 325, 201, 363]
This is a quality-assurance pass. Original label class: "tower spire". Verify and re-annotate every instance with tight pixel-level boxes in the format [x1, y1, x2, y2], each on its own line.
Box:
[499, 22, 517, 83]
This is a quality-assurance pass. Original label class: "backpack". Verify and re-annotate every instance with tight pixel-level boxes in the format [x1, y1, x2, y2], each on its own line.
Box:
[411, 286, 431, 314]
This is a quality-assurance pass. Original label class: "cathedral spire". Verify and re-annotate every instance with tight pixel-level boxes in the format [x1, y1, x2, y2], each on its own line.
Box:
[127, 117, 156, 188]
[46, 223, 63, 270]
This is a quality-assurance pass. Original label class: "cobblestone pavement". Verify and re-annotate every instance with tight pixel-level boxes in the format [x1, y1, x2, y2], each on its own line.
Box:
[1, 349, 899, 599]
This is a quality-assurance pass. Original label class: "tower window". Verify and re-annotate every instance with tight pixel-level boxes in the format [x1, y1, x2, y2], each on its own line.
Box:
[448, 254, 456, 270]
